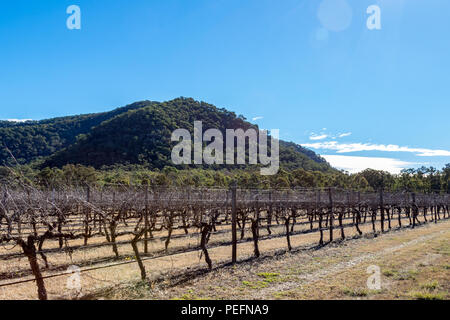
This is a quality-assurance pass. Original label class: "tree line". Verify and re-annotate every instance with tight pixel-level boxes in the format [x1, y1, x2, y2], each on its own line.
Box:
[1, 163, 449, 194]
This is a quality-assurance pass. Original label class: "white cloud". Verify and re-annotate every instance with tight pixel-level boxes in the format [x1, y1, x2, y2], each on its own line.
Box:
[302, 141, 450, 157]
[252, 116, 263, 121]
[308, 129, 351, 141]
[3, 119, 33, 123]
[322, 155, 413, 174]
[338, 132, 352, 138]
[309, 134, 328, 141]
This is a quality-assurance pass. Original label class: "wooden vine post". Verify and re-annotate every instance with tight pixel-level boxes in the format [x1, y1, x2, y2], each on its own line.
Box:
[433, 194, 437, 223]
[84, 185, 91, 246]
[266, 190, 272, 235]
[284, 214, 292, 251]
[379, 188, 385, 233]
[355, 191, 362, 235]
[328, 188, 334, 242]
[251, 195, 260, 258]
[317, 190, 324, 246]
[231, 182, 237, 264]
[144, 185, 149, 254]
[412, 192, 417, 228]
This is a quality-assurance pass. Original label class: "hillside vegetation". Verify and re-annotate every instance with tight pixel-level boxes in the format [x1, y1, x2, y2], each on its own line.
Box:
[0, 101, 154, 165]
[0, 98, 330, 172]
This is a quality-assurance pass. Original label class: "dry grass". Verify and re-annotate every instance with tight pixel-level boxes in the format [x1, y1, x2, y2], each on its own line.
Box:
[115, 219, 449, 301]
[1, 216, 448, 300]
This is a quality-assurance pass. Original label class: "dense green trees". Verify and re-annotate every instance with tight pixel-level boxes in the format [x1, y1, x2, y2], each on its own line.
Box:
[2, 163, 449, 193]
[35, 165, 98, 188]
[391, 166, 450, 193]
[356, 169, 395, 191]
[0, 101, 155, 166]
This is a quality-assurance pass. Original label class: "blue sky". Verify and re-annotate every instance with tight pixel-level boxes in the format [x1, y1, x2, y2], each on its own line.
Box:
[0, 0, 449, 173]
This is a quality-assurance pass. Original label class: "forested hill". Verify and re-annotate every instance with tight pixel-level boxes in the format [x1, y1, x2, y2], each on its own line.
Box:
[0, 101, 156, 165]
[1, 98, 332, 172]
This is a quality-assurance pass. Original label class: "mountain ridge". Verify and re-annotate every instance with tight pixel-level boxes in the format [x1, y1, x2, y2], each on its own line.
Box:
[1, 98, 332, 172]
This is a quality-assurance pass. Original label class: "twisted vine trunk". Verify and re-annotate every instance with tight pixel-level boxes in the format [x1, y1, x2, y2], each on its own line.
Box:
[338, 209, 345, 240]
[110, 222, 119, 258]
[20, 236, 47, 300]
[131, 232, 146, 280]
[165, 214, 174, 252]
[284, 216, 292, 251]
[240, 214, 246, 240]
[251, 218, 260, 258]
[266, 210, 272, 235]
[318, 211, 324, 246]
[329, 211, 334, 242]
[200, 223, 212, 270]
[354, 209, 362, 235]
[371, 209, 377, 234]
[386, 207, 391, 229]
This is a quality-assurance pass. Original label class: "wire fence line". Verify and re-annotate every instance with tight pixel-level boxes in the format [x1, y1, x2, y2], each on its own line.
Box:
[3, 184, 449, 206]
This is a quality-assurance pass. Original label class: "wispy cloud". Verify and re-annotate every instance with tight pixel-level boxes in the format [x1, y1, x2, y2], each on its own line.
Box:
[3, 119, 33, 123]
[302, 141, 450, 157]
[308, 129, 351, 141]
[337, 132, 352, 138]
[309, 134, 328, 141]
[252, 116, 263, 121]
[322, 155, 413, 174]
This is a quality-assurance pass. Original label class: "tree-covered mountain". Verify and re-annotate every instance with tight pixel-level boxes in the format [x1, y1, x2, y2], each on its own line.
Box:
[0, 101, 156, 165]
[1, 98, 332, 172]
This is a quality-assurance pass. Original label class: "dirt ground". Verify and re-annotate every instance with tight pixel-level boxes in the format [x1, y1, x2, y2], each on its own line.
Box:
[101, 219, 450, 300]
[1, 218, 448, 300]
